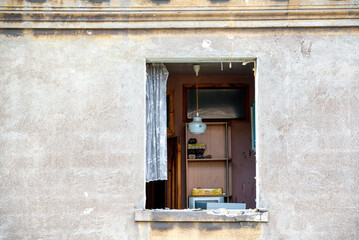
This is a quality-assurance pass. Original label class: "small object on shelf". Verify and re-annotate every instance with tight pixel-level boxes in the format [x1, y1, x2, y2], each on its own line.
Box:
[192, 188, 222, 196]
[204, 155, 212, 159]
[188, 154, 196, 159]
[188, 143, 206, 159]
[188, 143, 205, 148]
[188, 138, 197, 144]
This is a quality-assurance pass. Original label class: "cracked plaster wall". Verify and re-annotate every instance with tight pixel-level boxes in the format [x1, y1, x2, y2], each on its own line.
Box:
[0, 28, 358, 239]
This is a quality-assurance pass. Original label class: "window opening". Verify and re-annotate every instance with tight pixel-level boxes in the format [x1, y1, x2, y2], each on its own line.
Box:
[146, 62, 256, 210]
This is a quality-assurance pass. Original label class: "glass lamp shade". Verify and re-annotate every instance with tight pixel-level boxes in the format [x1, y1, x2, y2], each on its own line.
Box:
[188, 113, 207, 134]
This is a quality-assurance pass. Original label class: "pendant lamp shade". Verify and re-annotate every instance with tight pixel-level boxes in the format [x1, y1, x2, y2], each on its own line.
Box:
[188, 64, 207, 135]
[188, 112, 207, 134]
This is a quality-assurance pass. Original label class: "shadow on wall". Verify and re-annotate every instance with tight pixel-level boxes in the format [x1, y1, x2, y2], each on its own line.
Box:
[25, 0, 112, 2]
[89, 0, 110, 2]
[210, 0, 230, 2]
[150, 0, 171, 3]
[27, 0, 47, 3]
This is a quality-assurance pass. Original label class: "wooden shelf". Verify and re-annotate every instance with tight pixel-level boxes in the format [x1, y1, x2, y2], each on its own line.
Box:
[187, 158, 231, 162]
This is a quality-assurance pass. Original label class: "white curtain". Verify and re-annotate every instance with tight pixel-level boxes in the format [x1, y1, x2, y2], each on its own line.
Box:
[146, 63, 169, 182]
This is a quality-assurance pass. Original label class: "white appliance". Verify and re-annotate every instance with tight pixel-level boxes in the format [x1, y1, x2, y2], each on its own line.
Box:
[188, 196, 224, 209]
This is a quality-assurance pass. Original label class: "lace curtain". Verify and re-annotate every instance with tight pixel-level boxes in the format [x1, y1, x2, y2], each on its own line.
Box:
[146, 63, 169, 182]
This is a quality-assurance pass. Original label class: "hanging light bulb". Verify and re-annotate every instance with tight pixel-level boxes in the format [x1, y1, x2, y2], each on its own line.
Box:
[188, 64, 207, 135]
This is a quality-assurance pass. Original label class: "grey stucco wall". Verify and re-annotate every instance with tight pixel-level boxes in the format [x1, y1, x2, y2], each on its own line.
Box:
[2, 0, 353, 8]
[0, 28, 358, 239]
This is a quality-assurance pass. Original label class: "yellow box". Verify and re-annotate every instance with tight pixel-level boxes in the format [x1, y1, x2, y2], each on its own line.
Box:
[192, 188, 222, 196]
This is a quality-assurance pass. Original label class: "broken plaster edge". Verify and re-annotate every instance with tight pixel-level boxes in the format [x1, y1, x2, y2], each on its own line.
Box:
[134, 209, 268, 223]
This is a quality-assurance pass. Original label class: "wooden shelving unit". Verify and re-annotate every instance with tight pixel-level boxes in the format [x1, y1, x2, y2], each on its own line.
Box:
[185, 122, 232, 207]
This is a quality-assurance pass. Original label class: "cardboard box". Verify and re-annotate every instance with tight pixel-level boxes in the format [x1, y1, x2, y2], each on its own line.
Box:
[192, 188, 222, 196]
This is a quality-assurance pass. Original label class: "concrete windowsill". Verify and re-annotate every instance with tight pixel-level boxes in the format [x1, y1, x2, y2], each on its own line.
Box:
[135, 209, 268, 223]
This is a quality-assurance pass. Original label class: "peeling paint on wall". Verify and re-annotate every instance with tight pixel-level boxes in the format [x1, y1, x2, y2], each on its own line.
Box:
[82, 208, 94, 215]
[202, 39, 211, 48]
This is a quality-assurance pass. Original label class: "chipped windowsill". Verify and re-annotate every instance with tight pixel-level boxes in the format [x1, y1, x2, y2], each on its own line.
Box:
[135, 209, 268, 223]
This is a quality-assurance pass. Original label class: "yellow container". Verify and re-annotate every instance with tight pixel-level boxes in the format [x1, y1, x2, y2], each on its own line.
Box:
[192, 188, 222, 196]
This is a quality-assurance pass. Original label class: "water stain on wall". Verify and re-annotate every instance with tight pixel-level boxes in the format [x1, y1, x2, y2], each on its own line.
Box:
[0, 29, 24, 37]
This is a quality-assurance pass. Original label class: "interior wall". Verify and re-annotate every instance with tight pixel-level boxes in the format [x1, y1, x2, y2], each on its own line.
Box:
[167, 74, 256, 208]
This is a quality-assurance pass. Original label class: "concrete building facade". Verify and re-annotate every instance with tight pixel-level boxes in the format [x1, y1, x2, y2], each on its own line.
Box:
[0, 0, 358, 239]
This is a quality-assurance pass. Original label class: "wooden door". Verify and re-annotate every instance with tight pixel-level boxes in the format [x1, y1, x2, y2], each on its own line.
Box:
[166, 136, 181, 209]
[145, 136, 181, 209]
